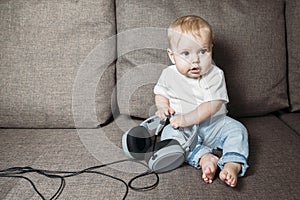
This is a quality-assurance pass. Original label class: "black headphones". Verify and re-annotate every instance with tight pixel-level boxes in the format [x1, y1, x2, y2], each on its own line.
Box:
[122, 115, 197, 173]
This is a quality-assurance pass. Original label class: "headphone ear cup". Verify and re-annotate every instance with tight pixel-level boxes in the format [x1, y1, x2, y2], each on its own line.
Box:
[125, 126, 153, 160]
[145, 139, 185, 173]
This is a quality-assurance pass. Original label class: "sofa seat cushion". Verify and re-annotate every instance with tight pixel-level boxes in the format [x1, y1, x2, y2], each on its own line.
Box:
[1, 115, 299, 199]
[278, 112, 300, 134]
[0, 116, 300, 200]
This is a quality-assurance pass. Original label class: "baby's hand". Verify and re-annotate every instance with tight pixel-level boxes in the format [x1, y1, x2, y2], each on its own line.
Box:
[169, 114, 187, 129]
[155, 107, 175, 120]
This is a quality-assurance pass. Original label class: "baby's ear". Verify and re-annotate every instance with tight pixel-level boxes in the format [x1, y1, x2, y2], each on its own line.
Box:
[167, 48, 176, 64]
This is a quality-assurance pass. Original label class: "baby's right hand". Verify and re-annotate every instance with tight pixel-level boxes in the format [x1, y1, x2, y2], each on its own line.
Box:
[155, 107, 175, 120]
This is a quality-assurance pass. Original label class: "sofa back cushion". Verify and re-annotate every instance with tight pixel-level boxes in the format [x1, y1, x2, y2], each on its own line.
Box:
[116, 0, 288, 118]
[286, 0, 300, 112]
[0, 0, 116, 128]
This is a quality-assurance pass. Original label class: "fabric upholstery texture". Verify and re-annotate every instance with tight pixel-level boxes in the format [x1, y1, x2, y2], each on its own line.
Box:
[279, 113, 300, 134]
[116, 0, 288, 119]
[1, 115, 299, 199]
[0, 0, 116, 128]
[0, 0, 299, 199]
[285, 0, 300, 112]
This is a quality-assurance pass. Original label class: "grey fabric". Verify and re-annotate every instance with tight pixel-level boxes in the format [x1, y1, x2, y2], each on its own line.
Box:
[286, 0, 300, 112]
[0, 0, 116, 128]
[1, 115, 300, 199]
[116, 0, 288, 119]
[0, 129, 126, 199]
[0, 0, 299, 199]
[279, 113, 300, 134]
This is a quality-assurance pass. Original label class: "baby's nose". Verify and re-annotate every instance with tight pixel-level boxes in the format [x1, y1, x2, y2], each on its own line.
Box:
[191, 54, 200, 63]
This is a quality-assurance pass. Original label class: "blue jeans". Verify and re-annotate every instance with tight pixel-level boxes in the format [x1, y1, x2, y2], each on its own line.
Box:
[160, 115, 249, 176]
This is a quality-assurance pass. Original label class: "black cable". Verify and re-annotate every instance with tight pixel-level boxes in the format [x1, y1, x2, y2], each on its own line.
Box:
[128, 171, 159, 191]
[152, 135, 158, 154]
[0, 166, 66, 200]
[0, 159, 159, 200]
[27, 167, 66, 200]
[82, 170, 129, 200]
[0, 174, 47, 199]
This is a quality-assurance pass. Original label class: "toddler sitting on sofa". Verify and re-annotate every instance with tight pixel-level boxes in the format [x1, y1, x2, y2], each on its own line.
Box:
[154, 15, 249, 187]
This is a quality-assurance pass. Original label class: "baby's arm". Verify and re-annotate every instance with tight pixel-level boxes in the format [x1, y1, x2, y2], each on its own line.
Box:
[155, 94, 175, 120]
[170, 100, 223, 128]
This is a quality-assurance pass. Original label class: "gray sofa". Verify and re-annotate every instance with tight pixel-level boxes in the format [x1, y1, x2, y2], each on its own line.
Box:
[1, 0, 299, 199]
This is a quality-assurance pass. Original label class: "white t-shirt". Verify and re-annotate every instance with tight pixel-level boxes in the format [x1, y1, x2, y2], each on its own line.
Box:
[154, 64, 229, 117]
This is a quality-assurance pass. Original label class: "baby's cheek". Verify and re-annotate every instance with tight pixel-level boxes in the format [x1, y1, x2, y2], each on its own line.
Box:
[200, 55, 212, 74]
[201, 53, 212, 63]
[201, 53, 212, 65]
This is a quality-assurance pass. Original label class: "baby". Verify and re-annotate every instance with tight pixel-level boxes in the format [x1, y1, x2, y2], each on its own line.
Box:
[154, 15, 249, 187]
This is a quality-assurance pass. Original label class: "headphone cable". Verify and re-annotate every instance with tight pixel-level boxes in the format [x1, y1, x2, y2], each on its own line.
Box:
[0, 159, 159, 200]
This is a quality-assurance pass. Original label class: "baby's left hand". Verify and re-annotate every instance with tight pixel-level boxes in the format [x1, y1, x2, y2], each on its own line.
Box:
[169, 115, 187, 129]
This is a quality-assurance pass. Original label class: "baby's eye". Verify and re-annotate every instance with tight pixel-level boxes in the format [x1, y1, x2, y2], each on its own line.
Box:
[181, 51, 190, 56]
[199, 49, 207, 54]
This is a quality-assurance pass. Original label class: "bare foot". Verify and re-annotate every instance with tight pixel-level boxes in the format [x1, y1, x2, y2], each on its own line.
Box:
[199, 153, 219, 184]
[219, 162, 241, 187]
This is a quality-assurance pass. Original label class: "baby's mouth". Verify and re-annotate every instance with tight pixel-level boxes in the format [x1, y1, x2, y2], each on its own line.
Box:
[189, 67, 200, 74]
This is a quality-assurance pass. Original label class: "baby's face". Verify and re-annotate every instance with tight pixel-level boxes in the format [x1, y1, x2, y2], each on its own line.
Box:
[168, 32, 212, 79]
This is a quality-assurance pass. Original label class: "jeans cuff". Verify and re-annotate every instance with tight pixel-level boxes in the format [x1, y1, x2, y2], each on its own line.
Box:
[187, 146, 212, 169]
[217, 152, 249, 177]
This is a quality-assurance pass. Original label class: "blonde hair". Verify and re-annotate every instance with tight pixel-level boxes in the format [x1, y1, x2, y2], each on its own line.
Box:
[168, 15, 213, 50]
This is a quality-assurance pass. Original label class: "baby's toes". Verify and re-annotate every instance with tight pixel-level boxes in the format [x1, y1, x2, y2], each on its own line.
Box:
[219, 170, 228, 182]
[229, 177, 237, 187]
[202, 169, 212, 183]
[226, 175, 237, 187]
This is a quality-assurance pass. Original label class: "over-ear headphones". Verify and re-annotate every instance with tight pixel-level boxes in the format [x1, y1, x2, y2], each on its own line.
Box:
[122, 115, 198, 173]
